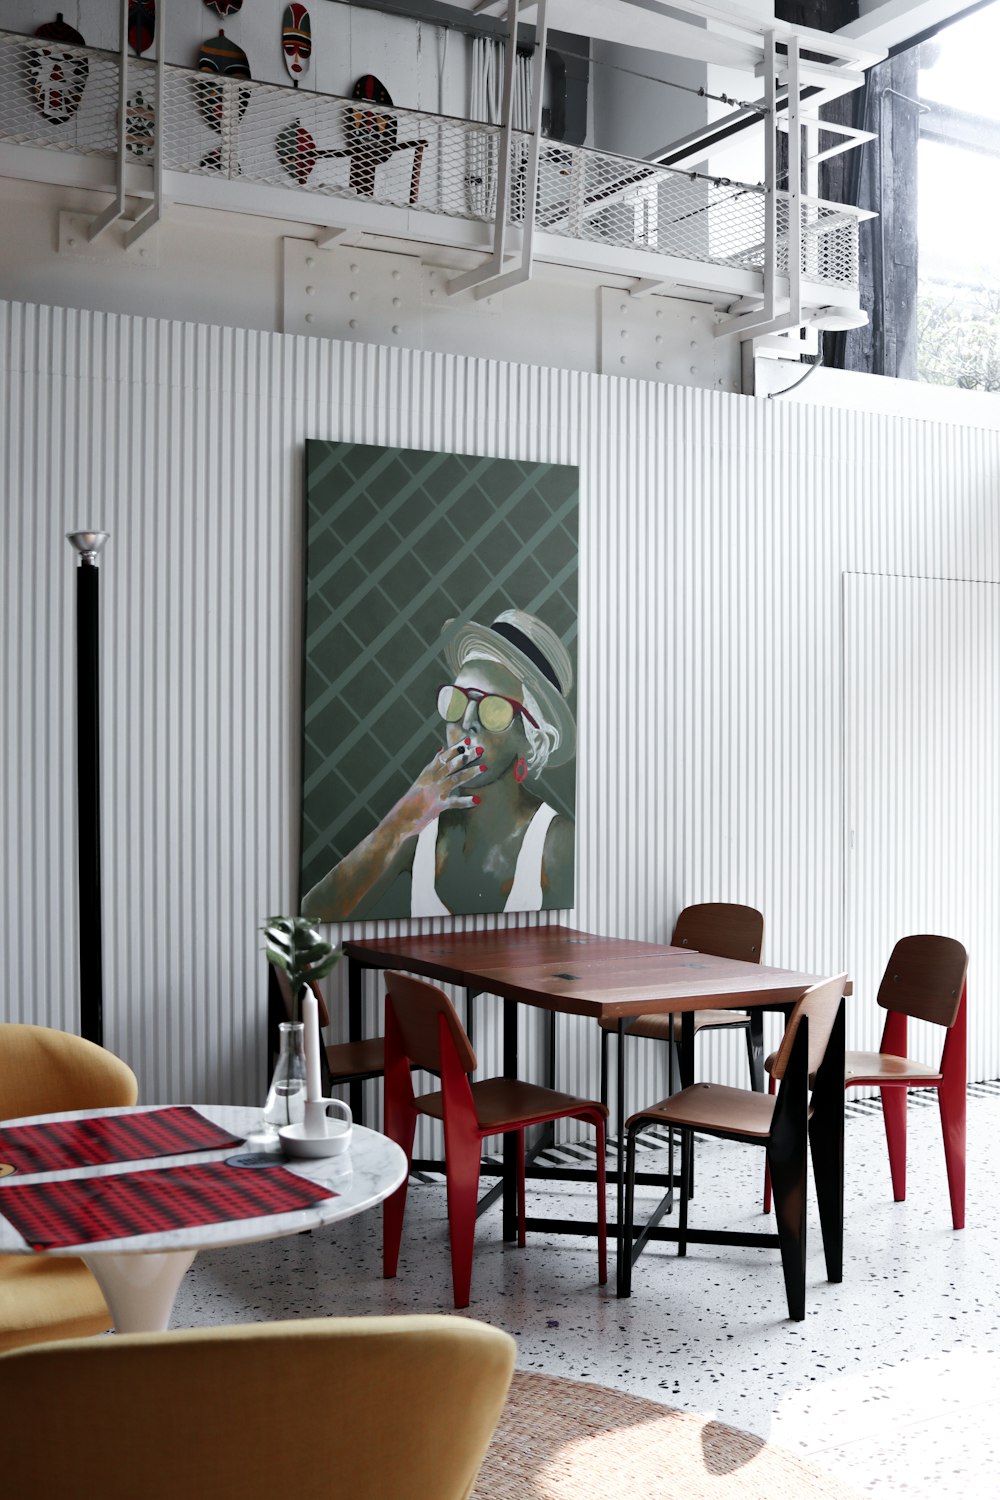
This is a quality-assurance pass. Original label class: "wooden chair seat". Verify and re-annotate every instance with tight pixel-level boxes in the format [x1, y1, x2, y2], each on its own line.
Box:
[599, 1009, 750, 1041]
[844, 1050, 942, 1087]
[629, 1081, 776, 1140]
[415, 1077, 609, 1134]
[324, 1036, 385, 1082]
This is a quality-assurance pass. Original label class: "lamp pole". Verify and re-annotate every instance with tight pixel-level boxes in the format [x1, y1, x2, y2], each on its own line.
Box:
[66, 531, 109, 1047]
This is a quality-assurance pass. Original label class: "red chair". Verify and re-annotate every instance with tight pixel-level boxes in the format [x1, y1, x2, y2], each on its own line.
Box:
[847, 934, 969, 1228]
[764, 934, 969, 1227]
[382, 970, 608, 1309]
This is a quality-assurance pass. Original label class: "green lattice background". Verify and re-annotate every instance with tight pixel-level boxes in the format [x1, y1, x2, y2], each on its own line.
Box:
[299, 440, 579, 914]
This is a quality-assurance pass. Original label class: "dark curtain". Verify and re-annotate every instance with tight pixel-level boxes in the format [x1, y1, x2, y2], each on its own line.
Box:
[776, 3, 921, 376]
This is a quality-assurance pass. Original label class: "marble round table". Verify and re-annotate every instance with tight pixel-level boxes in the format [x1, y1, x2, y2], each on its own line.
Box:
[0, 1104, 407, 1333]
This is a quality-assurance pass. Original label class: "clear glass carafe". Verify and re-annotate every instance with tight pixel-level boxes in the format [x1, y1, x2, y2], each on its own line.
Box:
[262, 1021, 307, 1135]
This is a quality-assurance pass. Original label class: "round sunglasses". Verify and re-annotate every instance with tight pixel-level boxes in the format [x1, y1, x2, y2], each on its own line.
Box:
[436, 683, 538, 733]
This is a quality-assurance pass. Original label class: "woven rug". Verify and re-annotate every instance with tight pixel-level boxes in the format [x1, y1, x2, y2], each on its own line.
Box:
[475, 1372, 863, 1500]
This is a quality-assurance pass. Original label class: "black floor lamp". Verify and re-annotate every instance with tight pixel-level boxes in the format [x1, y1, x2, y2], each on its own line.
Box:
[66, 530, 109, 1047]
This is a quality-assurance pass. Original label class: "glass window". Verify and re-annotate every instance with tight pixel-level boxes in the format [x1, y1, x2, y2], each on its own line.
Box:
[918, 5, 1000, 388]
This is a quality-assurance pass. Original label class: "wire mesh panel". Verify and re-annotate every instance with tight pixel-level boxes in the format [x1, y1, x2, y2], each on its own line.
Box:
[0, 29, 864, 294]
[0, 30, 120, 157]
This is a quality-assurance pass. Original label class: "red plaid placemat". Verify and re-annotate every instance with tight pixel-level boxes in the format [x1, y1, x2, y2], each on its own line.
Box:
[0, 1107, 245, 1176]
[0, 1161, 336, 1250]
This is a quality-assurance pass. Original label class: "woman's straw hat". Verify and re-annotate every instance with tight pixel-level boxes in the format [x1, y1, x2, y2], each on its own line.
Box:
[442, 608, 576, 767]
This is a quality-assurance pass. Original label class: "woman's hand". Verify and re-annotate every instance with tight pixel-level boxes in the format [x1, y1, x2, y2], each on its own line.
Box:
[395, 740, 486, 833]
[300, 740, 486, 921]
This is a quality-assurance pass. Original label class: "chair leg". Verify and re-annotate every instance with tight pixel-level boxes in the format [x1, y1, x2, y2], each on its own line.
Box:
[939, 984, 967, 1230]
[382, 1107, 415, 1280]
[939, 1080, 966, 1231]
[443, 1124, 484, 1310]
[767, 1018, 809, 1321]
[881, 1084, 907, 1202]
[517, 1128, 526, 1248]
[746, 1010, 764, 1092]
[766, 1136, 807, 1321]
[763, 1073, 776, 1214]
[620, 1121, 641, 1296]
[678, 1130, 691, 1257]
[809, 1106, 844, 1283]
[589, 1110, 608, 1285]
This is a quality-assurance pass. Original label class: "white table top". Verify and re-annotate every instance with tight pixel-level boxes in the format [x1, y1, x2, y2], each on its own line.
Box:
[0, 1104, 407, 1258]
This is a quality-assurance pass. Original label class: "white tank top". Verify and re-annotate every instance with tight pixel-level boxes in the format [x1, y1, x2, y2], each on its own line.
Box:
[410, 802, 558, 917]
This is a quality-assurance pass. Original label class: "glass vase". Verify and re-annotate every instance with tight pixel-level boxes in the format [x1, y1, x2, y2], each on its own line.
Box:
[263, 1021, 307, 1135]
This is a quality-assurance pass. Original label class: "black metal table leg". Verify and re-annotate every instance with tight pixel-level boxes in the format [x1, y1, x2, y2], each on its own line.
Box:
[615, 1016, 626, 1284]
[348, 957, 364, 1127]
[502, 995, 519, 1240]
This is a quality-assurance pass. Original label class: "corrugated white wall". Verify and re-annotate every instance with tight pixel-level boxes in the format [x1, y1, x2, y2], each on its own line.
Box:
[4, 298, 1000, 1118]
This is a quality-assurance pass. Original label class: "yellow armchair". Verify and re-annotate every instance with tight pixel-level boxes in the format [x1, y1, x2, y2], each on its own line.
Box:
[0, 1023, 138, 1352]
[0, 1314, 516, 1500]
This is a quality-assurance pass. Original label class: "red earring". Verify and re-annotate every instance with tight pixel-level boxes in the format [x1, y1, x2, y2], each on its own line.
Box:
[514, 756, 528, 783]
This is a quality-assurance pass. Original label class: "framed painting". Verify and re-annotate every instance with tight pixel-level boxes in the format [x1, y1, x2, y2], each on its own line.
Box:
[298, 440, 579, 922]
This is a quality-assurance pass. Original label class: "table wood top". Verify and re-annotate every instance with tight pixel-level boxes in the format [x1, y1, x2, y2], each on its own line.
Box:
[342, 925, 834, 1020]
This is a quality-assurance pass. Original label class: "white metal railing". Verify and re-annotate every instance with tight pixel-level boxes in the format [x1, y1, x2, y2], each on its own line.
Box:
[0, 30, 863, 291]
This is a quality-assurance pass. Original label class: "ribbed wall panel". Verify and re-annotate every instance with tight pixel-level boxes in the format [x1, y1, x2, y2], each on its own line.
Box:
[4, 298, 1000, 1126]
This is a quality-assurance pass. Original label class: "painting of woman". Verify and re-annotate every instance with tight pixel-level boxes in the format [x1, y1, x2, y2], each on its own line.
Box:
[300, 607, 575, 920]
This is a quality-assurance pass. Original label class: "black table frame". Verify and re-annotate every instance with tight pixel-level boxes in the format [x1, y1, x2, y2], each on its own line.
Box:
[344, 934, 843, 1294]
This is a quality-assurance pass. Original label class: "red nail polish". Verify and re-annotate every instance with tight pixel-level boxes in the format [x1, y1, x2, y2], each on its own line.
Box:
[475, 746, 483, 756]
[464, 737, 471, 745]
[480, 765, 488, 773]
[472, 796, 481, 805]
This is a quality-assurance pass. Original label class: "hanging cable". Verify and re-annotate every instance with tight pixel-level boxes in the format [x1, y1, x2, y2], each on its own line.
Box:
[767, 349, 824, 398]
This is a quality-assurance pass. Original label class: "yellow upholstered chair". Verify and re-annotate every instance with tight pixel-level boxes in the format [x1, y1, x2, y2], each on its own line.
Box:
[0, 1023, 138, 1352]
[0, 1314, 517, 1500]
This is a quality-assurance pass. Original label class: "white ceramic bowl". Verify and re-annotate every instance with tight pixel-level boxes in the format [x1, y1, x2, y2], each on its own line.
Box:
[278, 1121, 353, 1159]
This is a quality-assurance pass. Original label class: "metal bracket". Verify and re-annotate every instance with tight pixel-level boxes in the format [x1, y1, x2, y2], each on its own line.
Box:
[84, 0, 164, 251]
[448, 0, 548, 300]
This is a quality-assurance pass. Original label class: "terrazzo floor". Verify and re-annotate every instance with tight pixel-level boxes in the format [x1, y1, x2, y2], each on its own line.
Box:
[172, 1088, 1000, 1498]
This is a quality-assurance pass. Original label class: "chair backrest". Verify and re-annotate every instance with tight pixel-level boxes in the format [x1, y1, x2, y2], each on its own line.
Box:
[0, 1314, 516, 1500]
[876, 935, 969, 1028]
[0, 1024, 137, 1122]
[269, 966, 331, 1028]
[671, 902, 764, 964]
[770, 974, 848, 1081]
[385, 971, 477, 1075]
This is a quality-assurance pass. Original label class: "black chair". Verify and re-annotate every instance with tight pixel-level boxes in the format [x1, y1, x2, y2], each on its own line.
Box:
[621, 973, 848, 1320]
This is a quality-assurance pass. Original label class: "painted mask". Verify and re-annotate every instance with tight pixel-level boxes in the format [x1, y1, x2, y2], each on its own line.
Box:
[203, 0, 243, 16]
[347, 74, 397, 153]
[29, 14, 89, 125]
[281, 4, 312, 85]
[127, 0, 155, 58]
[124, 89, 155, 159]
[194, 30, 251, 133]
[277, 117, 317, 186]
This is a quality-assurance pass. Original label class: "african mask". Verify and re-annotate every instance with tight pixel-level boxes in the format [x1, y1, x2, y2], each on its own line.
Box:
[29, 14, 88, 125]
[281, 4, 311, 86]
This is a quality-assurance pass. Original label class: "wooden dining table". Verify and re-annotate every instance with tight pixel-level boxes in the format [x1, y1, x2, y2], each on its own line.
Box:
[343, 924, 844, 1293]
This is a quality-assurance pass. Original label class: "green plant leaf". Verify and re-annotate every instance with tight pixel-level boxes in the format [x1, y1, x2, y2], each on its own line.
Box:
[261, 915, 340, 998]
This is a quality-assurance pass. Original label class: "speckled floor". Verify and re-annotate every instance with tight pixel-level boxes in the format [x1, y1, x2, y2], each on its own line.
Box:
[173, 1088, 1000, 1498]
